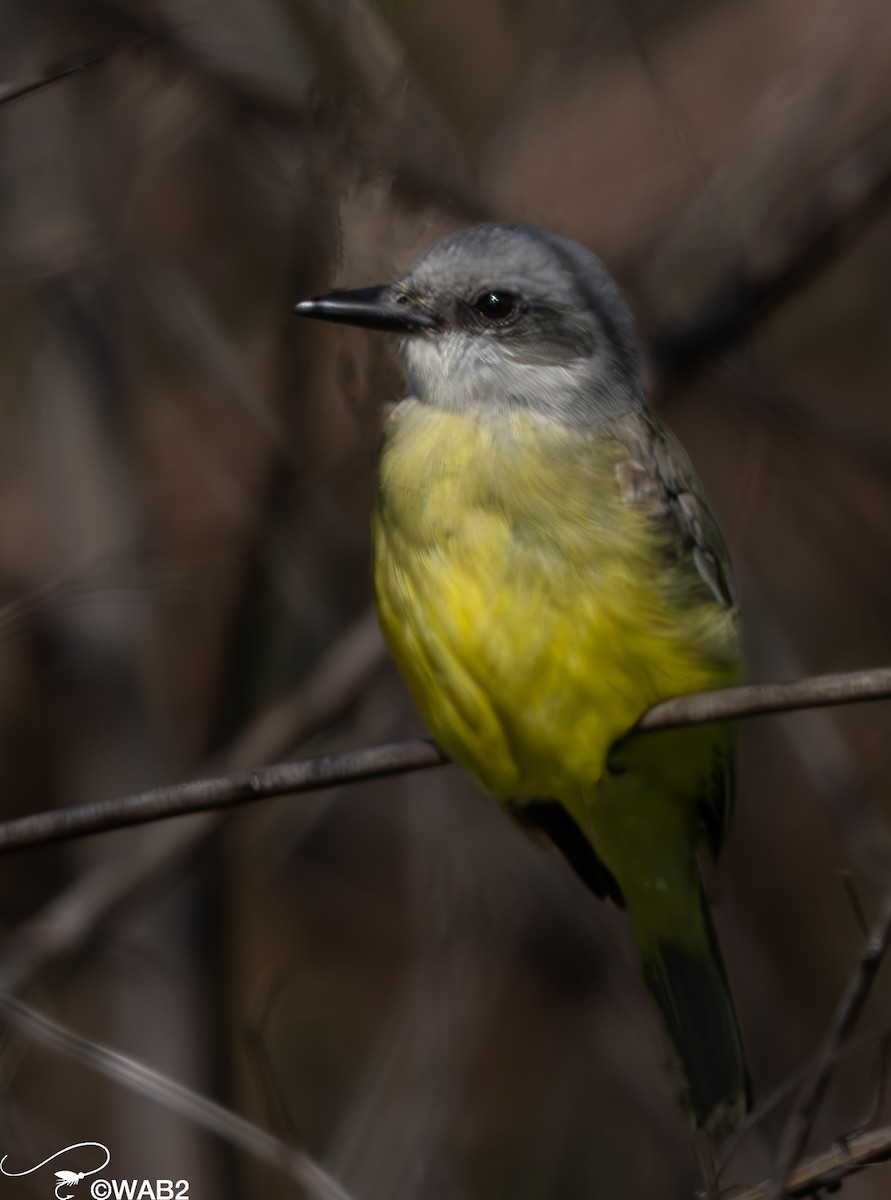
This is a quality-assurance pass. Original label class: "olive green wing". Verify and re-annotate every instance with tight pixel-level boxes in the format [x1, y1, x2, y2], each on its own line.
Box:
[613, 410, 739, 856]
[613, 410, 737, 610]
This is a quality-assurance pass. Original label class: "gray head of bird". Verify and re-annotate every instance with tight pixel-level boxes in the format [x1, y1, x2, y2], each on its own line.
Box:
[294, 222, 645, 427]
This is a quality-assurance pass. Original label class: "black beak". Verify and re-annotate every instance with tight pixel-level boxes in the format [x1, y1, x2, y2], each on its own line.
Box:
[292, 286, 437, 333]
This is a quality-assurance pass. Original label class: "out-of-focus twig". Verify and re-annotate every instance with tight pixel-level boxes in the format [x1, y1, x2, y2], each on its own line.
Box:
[649, 125, 891, 383]
[0, 607, 386, 994]
[743, 589, 891, 891]
[766, 885, 891, 1198]
[0, 990, 355, 1200]
[0, 666, 889, 854]
[729, 1123, 891, 1200]
[716, 1024, 891, 1182]
[0, 38, 159, 109]
[0, 557, 194, 644]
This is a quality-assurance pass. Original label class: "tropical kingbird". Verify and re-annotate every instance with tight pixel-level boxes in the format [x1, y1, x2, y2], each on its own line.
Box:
[294, 223, 749, 1137]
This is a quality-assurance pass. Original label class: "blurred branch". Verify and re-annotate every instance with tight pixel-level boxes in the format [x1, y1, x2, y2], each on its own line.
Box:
[731, 1124, 891, 1200]
[0, 557, 193, 644]
[649, 125, 891, 383]
[0, 990, 355, 1200]
[0, 666, 889, 854]
[767, 884, 891, 1197]
[717, 1024, 891, 1182]
[0, 38, 158, 109]
[0, 608, 386, 993]
[743, 591, 891, 892]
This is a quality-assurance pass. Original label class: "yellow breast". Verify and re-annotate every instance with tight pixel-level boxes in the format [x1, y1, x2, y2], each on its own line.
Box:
[372, 400, 738, 806]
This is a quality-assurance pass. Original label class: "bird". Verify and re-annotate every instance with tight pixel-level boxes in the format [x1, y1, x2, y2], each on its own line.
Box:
[294, 222, 750, 1140]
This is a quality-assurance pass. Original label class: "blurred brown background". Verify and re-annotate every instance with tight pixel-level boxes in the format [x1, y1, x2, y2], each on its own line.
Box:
[1, 0, 891, 1196]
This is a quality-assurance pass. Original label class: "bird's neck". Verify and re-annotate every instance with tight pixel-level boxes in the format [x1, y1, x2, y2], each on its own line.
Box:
[400, 335, 643, 428]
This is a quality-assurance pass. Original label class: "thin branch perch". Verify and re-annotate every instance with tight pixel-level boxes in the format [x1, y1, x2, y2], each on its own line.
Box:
[0, 666, 888, 854]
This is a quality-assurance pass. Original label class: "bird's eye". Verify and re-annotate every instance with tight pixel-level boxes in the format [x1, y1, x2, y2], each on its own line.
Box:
[472, 290, 519, 322]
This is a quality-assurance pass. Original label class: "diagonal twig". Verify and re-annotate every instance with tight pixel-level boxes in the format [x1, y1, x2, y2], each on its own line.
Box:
[0, 666, 888, 854]
[0, 608, 386, 993]
[715, 1023, 891, 1184]
[731, 1123, 891, 1200]
[766, 885, 891, 1197]
[0, 38, 160, 109]
[0, 991, 355, 1200]
[648, 124, 891, 383]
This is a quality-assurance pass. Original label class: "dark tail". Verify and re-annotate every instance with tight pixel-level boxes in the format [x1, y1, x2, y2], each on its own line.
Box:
[517, 795, 749, 1135]
[637, 878, 750, 1139]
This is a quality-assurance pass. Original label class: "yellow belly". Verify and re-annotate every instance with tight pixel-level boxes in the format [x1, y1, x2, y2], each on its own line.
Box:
[372, 401, 739, 823]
